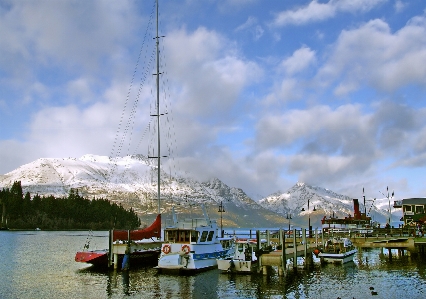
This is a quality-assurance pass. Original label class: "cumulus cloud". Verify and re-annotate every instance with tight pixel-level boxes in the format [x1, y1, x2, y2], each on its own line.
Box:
[394, 0, 406, 13]
[164, 27, 262, 119]
[280, 46, 316, 75]
[271, 0, 387, 27]
[317, 17, 426, 95]
[252, 100, 426, 187]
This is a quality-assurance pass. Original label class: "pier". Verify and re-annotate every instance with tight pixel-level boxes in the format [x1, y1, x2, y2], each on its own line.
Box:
[228, 229, 317, 276]
[226, 227, 426, 276]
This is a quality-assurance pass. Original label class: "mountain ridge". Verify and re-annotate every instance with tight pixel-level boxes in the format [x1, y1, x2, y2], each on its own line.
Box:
[0, 154, 396, 227]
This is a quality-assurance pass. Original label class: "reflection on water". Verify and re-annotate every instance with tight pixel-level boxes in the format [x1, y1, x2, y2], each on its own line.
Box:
[2, 231, 426, 298]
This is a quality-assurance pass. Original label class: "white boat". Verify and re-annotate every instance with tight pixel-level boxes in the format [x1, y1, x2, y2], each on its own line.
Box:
[217, 239, 262, 273]
[318, 237, 357, 264]
[156, 206, 229, 273]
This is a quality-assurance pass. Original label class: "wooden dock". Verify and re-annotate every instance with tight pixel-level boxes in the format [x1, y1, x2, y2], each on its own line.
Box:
[256, 229, 316, 276]
[243, 228, 426, 276]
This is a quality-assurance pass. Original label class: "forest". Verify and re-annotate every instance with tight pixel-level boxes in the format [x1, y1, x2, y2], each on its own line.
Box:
[0, 181, 141, 230]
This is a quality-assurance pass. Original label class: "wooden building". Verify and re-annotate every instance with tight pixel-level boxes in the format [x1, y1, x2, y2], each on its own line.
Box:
[394, 198, 426, 226]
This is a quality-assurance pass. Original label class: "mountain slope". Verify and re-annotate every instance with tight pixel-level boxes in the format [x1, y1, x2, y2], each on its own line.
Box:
[0, 156, 398, 228]
[0, 155, 286, 227]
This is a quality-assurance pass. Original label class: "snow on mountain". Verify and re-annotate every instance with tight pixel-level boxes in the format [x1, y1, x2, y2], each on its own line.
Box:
[0, 154, 153, 198]
[0, 154, 284, 227]
[0, 156, 399, 227]
[259, 182, 393, 226]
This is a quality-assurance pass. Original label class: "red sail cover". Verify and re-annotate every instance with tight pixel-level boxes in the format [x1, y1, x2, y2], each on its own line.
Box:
[113, 214, 161, 241]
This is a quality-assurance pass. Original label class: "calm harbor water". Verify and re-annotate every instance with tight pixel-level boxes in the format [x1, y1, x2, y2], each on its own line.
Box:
[1, 231, 426, 299]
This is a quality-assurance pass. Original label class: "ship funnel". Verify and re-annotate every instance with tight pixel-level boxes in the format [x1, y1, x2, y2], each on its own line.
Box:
[353, 198, 361, 219]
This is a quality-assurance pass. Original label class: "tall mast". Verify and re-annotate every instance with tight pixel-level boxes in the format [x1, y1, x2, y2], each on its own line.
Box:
[155, 0, 161, 214]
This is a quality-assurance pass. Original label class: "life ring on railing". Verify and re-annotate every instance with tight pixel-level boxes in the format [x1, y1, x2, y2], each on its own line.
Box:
[162, 244, 171, 254]
[181, 244, 190, 254]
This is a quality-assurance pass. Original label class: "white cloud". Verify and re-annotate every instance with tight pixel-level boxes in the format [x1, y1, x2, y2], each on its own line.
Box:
[235, 16, 264, 40]
[280, 46, 316, 75]
[235, 16, 258, 32]
[164, 27, 262, 118]
[317, 17, 426, 95]
[271, 0, 387, 26]
[252, 100, 426, 190]
[394, 0, 406, 13]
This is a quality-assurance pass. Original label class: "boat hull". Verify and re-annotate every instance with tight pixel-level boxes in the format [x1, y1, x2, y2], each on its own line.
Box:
[75, 250, 108, 266]
[217, 259, 257, 273]
[156, 243, 227, 273]
[75, 249, 160, 267]
[318, 249, 357, 264]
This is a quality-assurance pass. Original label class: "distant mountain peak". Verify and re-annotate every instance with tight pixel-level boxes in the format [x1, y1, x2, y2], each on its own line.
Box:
[296, 181, 306, 187]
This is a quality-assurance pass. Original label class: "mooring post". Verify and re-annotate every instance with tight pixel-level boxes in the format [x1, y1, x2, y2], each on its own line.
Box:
[108, 229, 113, 268]
[303, 228, 307, 259]
[256, 230, 263, 274]
[315, 227, 318, 247]
[293, 228, 297, 270]
[268, 230, 271, 246]
[279, 228, 285, 276]
[114, 253, 118, 269]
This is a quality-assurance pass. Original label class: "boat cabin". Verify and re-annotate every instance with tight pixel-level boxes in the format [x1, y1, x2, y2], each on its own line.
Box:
[164, 217, 219, 245]
[164, 228, 218, 244]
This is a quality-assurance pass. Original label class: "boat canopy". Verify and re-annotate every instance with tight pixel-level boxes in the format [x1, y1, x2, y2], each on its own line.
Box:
[113, 214, 161, 241]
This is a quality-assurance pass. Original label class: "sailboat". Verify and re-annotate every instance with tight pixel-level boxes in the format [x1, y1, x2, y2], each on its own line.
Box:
[75, 0, 165, 269]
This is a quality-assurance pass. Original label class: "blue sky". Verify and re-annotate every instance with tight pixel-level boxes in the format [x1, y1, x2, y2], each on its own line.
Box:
[1, 0, 426, 201]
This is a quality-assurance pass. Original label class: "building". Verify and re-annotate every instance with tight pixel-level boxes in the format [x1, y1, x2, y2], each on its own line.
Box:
[394, 198, 426, 226]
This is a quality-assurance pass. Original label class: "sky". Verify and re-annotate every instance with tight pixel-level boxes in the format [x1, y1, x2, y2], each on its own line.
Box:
[1, 0, 426, 202]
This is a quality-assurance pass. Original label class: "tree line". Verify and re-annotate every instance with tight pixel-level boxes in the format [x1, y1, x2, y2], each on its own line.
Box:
[0, 181, 141, 230]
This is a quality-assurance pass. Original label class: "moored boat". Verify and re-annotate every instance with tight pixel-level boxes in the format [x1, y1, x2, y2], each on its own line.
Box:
[317, 237, 357, 264]
[75, 214, 162, 267]
[217, 239, 264, 273]
[156, 206, 229, 273]
[321, 198, 378, 235]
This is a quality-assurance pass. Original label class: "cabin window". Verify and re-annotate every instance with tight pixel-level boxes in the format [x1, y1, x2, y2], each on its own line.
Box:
[207, 231, 214, 241]
[200, 231, 208, 242]
[179, 231, 185, 242]
[166, 230, 177, 242]
[405, 205, 412, 212]
[191, 231, 199, 242]
[415, 205, 424, 214]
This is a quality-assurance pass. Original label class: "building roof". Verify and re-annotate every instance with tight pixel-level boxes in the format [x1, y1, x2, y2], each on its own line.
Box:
[402, 198, 426, 205]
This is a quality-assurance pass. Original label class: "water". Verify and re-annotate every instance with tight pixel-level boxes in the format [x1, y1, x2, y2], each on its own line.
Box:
[1, 231, 426, 299]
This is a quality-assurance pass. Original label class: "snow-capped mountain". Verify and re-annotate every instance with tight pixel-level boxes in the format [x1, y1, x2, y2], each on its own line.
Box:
[0, 154, 285, 227]
[0, 155, 400, 227]
[259, 182, 397, 227]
